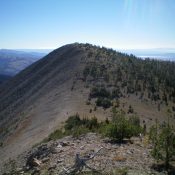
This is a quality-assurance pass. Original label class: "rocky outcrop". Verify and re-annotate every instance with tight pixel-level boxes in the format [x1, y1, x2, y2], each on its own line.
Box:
[1, 133, 168, 175]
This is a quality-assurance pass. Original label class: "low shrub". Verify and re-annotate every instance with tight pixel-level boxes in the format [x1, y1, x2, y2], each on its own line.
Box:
[105, 112, 142, 142]
[90, 87, 110, 98]
[64, 114, 99, 137]
[96, 97, 112, 109]
[72, 126, 90, 138]
[43, 129, 65, 143]
[64, 114, 82, 130]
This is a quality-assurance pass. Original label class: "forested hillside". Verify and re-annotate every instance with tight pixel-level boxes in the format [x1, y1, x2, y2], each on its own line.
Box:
[0, 43, 175, 167]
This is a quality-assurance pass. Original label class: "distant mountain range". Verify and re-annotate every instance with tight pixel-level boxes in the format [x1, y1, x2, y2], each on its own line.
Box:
[16, 49, 53, 54]
[0, 49, 47, 77]
[0, 47, 174, 82]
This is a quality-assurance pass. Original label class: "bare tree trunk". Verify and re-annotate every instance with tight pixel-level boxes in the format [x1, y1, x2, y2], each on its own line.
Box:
[59, 147, 103, 175]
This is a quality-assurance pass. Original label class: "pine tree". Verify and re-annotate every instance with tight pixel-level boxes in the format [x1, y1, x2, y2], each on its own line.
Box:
[149, 118, 175, 171]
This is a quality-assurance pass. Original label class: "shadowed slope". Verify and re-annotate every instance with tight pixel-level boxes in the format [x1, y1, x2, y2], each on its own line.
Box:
[0, 44, 89, 163]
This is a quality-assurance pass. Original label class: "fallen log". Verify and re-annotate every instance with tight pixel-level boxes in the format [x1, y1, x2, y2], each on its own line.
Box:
[59, 147, 103, 175]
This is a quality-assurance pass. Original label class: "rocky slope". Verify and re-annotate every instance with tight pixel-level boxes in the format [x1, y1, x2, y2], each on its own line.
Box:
[1, 133, 168, 175]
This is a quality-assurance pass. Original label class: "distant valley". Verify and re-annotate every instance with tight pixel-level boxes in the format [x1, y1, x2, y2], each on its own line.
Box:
[0, 49, 47, 78]
[0, 74, 11, 84]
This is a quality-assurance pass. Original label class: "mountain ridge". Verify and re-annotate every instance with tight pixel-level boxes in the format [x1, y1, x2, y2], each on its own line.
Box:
[0, 43, 175, 166]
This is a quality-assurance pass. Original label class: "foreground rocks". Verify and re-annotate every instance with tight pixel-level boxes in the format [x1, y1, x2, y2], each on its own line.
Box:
[1, 133, 168, 175]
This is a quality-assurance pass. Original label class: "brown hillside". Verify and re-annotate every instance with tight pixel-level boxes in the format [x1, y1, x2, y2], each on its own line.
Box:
[0, 44, 88, 163]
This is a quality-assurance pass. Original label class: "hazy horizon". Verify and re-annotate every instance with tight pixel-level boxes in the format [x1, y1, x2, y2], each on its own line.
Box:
[1, 45, 175, 61]
[1, 46, 175, 51]
[1, 44, 175, 53]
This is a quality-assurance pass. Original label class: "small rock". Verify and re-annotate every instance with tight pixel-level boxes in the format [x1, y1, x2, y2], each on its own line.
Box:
[80, 145, 85, 150]
[42, 157, 50, 163]
[57, 144, 63, 148]
[48, 164, 57, 170]
[127, 150, 133, 154]
[33, 158, 42, 167]
[59, 141, 69, 147]
[16, 167, 23, 172]
[51, 147, 63, 154]
[57, 159, 64, 163]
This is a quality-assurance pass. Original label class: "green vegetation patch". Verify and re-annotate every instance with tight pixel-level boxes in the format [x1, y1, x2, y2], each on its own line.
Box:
[44, 111, 143, 143]
[96, 97, 112, 109]
[44, 114, 100, 142]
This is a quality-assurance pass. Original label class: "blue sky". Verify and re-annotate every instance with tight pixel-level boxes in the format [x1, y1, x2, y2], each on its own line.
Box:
[0, 0, 175, 49]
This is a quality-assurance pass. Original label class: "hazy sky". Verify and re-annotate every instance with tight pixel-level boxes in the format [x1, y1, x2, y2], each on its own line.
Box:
[1, 0, 175, 49]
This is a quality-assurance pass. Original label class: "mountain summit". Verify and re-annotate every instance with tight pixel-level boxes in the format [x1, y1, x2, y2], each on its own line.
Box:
[0, 43, 175, 164]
